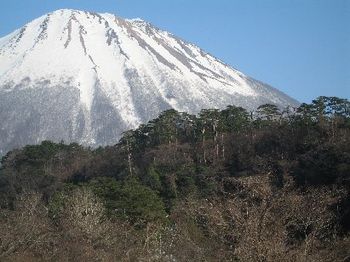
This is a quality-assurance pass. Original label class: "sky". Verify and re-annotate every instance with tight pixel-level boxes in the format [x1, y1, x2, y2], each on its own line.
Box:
[0, 0, 349, 103]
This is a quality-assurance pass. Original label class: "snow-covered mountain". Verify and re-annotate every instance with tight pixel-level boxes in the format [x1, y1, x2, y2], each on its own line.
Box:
[0, 9, 298, 154]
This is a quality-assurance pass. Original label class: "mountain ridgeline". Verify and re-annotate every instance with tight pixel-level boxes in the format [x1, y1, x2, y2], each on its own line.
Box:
[0, 9, 298, 155]
[0, 96, 349, 261]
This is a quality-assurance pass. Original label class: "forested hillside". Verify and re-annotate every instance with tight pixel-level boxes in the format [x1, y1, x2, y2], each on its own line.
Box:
[0, 96, 349, 261]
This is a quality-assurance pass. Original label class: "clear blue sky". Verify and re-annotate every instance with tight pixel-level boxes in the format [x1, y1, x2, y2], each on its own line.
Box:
[1, 0, 349, 102]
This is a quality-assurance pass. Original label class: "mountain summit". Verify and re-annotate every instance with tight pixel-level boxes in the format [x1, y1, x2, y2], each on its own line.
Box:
[0, 9, 298, 153]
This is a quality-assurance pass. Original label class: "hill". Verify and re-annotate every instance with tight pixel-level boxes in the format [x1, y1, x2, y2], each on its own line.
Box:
[0, 96, 349, 261]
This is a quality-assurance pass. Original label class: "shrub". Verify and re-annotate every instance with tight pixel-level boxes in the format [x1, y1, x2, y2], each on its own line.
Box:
[89, 177, 167, 225]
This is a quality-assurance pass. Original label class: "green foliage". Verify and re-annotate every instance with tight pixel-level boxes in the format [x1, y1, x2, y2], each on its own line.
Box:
[144, 165, 162, 191]
[175, 165, 197, 196]
[257, 103, 280, 121]
[47, 183, 81, 220]
[23, 141, 63, 162]
[88, 177, 167, 225]
[121, 178, 167, 224]
[48, 190, 68, 220]
[293, 144, 350, 186]
[221, 105, 250, 132]
[194, 166, 217, 197]
[159, 174, 178, 210]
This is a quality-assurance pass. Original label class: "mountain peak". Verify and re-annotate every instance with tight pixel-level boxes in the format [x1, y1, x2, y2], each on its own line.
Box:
[0, 10, 298, 154]
[49, 8, 100, 16]
[128, 17, 145, 22]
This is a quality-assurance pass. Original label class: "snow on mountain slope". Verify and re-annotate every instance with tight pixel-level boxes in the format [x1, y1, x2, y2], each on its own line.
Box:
[0, 9, 298, 154]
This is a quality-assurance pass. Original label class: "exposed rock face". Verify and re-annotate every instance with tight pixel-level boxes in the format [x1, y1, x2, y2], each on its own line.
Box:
[0, 9, 298, 154]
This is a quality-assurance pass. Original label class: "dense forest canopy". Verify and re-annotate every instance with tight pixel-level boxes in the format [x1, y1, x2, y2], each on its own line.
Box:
[0, 96, 349, 261]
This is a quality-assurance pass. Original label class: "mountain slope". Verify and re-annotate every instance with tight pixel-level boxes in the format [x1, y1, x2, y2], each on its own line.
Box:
[0, 9, 298, 154]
